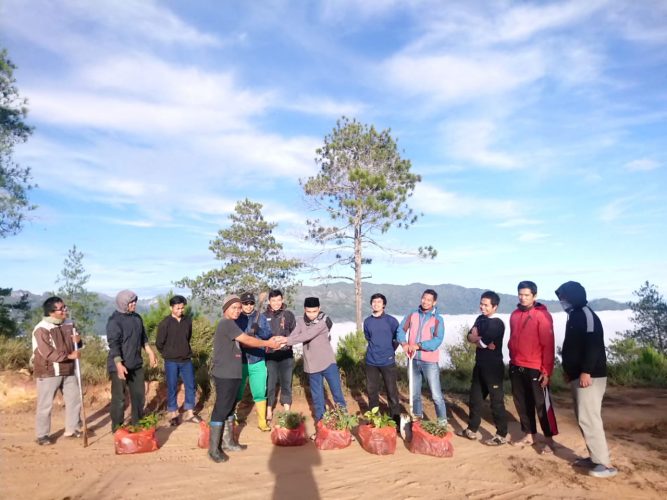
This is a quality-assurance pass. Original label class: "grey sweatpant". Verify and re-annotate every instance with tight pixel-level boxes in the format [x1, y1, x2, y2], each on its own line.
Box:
[570, 377, 611, 466]
[35, 375, 81, 438]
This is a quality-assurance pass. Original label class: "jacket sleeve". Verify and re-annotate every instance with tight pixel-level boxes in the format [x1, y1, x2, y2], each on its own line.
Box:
[141, 320, 149, 348]
[106, 317, 124, 363]
[34, 327, 70, 362]
[363, 319, 371, 341]
[286, 322, 326, 346]
[538, 310, 555, 375]
[155, 318, 167, 355]
[257, 313, 272, 340]
[480, 318, 504, 345]
[420, 315, 444, 351]
[286, 311, 297, 334]
[574, 310, 602, 375]
[397, 314, 409, 343]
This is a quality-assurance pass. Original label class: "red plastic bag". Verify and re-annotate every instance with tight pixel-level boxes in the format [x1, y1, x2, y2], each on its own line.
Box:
[114, 427, 158, 455]
[271, 422, 307, 446]
[408, 422, 454, 458]
[358, 424, 396, 455]
[198, 420, 209, 449]
[314, 420, 352, 450]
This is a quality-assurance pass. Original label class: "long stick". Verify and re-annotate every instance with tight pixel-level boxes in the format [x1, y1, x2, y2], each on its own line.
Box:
[73, 334, 89, 447]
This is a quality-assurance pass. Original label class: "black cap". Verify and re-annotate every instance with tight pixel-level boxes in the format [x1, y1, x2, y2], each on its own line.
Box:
[240, 292, 255, 304]
[304, 297, 320, 308]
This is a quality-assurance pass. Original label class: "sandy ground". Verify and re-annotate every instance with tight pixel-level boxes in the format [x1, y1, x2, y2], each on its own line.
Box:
[1, 371, 666, 500]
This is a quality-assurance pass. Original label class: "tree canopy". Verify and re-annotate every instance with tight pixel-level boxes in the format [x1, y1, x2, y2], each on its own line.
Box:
[177, 198, 302, 311]
[624, 281, 667, 354]
[1, 48, 35, 238]
[301, 117, 436, 330]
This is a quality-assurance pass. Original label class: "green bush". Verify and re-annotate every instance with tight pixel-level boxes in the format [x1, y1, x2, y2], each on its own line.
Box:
[336, 330, 367, 394]
[608, 345, 667, 387]
[80, 335, 110, 385]
[0, 335, 30, 370]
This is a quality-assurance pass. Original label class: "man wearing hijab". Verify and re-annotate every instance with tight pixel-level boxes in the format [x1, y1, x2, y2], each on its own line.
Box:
[106, 290, 157, 431]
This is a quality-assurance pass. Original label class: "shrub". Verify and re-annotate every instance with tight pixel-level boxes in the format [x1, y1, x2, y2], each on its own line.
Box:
[80, 335, 110, 385]
[608, 345, 667, 387]
[336, 330, 367, 394]
[362, 406, 396, 428]
[0, 335, 30, 369]
[275, 410, 306, 429]
[321, 404, 358, 431]
[420, 420, 450, 437]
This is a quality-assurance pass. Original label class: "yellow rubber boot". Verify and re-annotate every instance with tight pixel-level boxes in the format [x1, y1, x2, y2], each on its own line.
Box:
[256, 400, 271, 432]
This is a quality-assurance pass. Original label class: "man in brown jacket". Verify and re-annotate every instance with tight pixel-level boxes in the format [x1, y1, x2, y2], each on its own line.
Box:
[31, 296, 82, 445]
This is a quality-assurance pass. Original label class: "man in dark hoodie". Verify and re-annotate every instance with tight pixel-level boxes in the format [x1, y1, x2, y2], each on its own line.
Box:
[107, 290, 157, 431]
[556, 281, 618, 478]
[508, 280, 559, 453]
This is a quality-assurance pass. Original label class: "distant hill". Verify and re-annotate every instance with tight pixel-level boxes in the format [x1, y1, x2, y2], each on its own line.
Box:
[9, 283, 628, 331]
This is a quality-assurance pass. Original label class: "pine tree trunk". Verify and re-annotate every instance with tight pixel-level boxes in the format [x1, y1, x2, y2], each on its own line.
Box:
[354, 220, 363, 333]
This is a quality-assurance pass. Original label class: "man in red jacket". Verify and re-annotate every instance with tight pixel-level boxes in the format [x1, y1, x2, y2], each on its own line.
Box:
[508, 281, 559, 453]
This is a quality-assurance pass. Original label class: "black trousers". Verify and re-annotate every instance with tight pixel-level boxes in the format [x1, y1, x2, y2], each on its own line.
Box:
[509, 364, 558, 437]
[211, 376, 242, 423]
[110, 367, 145, 430]
[468, 361, 507, 437]
[266, 357, 294, 407]
[366, 363, 400, 418]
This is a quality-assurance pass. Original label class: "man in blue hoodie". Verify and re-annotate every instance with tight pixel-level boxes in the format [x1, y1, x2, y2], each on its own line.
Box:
[556, 281, 618, 479]
[363, 293, 400, 426]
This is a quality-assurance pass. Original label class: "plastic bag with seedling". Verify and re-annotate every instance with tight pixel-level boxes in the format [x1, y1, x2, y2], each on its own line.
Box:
[271, 410, 307, 446]
[316, 405, 358, 451]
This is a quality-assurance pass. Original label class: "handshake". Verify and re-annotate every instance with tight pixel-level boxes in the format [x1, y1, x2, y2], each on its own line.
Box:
[267, 336, 288, 349]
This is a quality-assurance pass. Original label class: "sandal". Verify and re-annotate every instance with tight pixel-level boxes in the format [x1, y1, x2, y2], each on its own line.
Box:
[455, 428, 479, 440]
[169, 417, 180, 427]
[484, 434, 507, 446]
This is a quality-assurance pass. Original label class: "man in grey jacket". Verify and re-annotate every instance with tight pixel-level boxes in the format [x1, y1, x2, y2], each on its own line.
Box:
[285, 297, 346, 422]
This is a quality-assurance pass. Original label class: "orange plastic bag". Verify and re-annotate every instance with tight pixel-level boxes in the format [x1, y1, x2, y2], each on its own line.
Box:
[314, 420, 352, 450]
[114, 427, 158, 455]
[408, 422, 454, 458]
[358, 424, 396, 455]
[198, 420, 209, 449]
[271, 422, 307, 447]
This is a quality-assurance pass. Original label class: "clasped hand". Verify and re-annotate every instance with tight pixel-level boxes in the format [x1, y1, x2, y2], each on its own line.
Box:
[269, 336, 288, 349]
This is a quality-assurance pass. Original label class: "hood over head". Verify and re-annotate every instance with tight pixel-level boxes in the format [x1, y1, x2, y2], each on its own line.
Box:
[115, 289, 138, 313]
[555, 281, 587, 309]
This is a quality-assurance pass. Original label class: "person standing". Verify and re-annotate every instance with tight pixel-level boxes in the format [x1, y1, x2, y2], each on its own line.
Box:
[208, 295, 285, 463]
[284, 297, 347, 424]
[363, 292, 400, 426]
[156, 295, 201, 426]
[556, 281, 618, 478]
[508, 280, 558, 453]
[457, 291, 508, 445]
[264, 289, 297, 423]
[234, 292, 272, 431]
[397, 289, 447, 424]
[32, 297, 82, 445]
[107, 290, 158, 431]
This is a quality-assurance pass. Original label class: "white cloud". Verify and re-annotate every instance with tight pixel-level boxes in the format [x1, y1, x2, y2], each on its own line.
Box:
[599, 197, 630, 223]
[624, 158, 660, 172]
[518, 232, 549, 242]
[412, 183, 518, 219]
[442, 119, 521, 169]
[384, 49, 546, 105]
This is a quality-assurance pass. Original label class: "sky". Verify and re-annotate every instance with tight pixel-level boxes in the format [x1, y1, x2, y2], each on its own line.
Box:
[1, 0, 666, 303]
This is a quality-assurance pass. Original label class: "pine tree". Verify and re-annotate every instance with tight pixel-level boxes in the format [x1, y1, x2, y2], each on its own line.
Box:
[177, 198, 302, 310]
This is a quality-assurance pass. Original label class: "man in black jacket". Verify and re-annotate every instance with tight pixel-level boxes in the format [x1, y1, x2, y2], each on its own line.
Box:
[556, 281, 618, 478]
[107, 290, 157, 431]
[156, 295, 201, 425]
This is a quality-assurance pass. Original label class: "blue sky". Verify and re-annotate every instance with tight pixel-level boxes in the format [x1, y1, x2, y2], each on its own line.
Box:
[1, 0, 665, 303]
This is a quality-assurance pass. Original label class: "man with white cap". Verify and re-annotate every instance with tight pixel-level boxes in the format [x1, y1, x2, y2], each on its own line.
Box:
[106, 290, 157, 431]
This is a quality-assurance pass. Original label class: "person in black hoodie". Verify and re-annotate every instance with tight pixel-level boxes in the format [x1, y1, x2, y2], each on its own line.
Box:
[556, 281, 618, 479]
[107, 290, 157, 431]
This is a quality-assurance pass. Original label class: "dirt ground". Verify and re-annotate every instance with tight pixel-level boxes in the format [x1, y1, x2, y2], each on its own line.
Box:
[1, 370, 666, 500]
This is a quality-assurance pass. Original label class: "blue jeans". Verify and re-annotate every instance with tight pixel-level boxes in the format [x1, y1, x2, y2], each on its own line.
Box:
[165, 360, 196, 412]
[309, 363, 347, 421]
[411, 359, 447, 422]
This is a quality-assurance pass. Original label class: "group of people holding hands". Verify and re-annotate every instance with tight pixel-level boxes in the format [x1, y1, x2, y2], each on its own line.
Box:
[30, 279, 617, 477]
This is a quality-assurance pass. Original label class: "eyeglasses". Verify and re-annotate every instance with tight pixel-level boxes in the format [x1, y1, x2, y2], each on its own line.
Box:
[242, 301, 255, 306]
[53, 306, 68, 312]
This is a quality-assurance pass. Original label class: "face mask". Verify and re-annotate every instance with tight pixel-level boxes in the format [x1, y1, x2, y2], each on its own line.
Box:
[560, 299, 572, 312]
